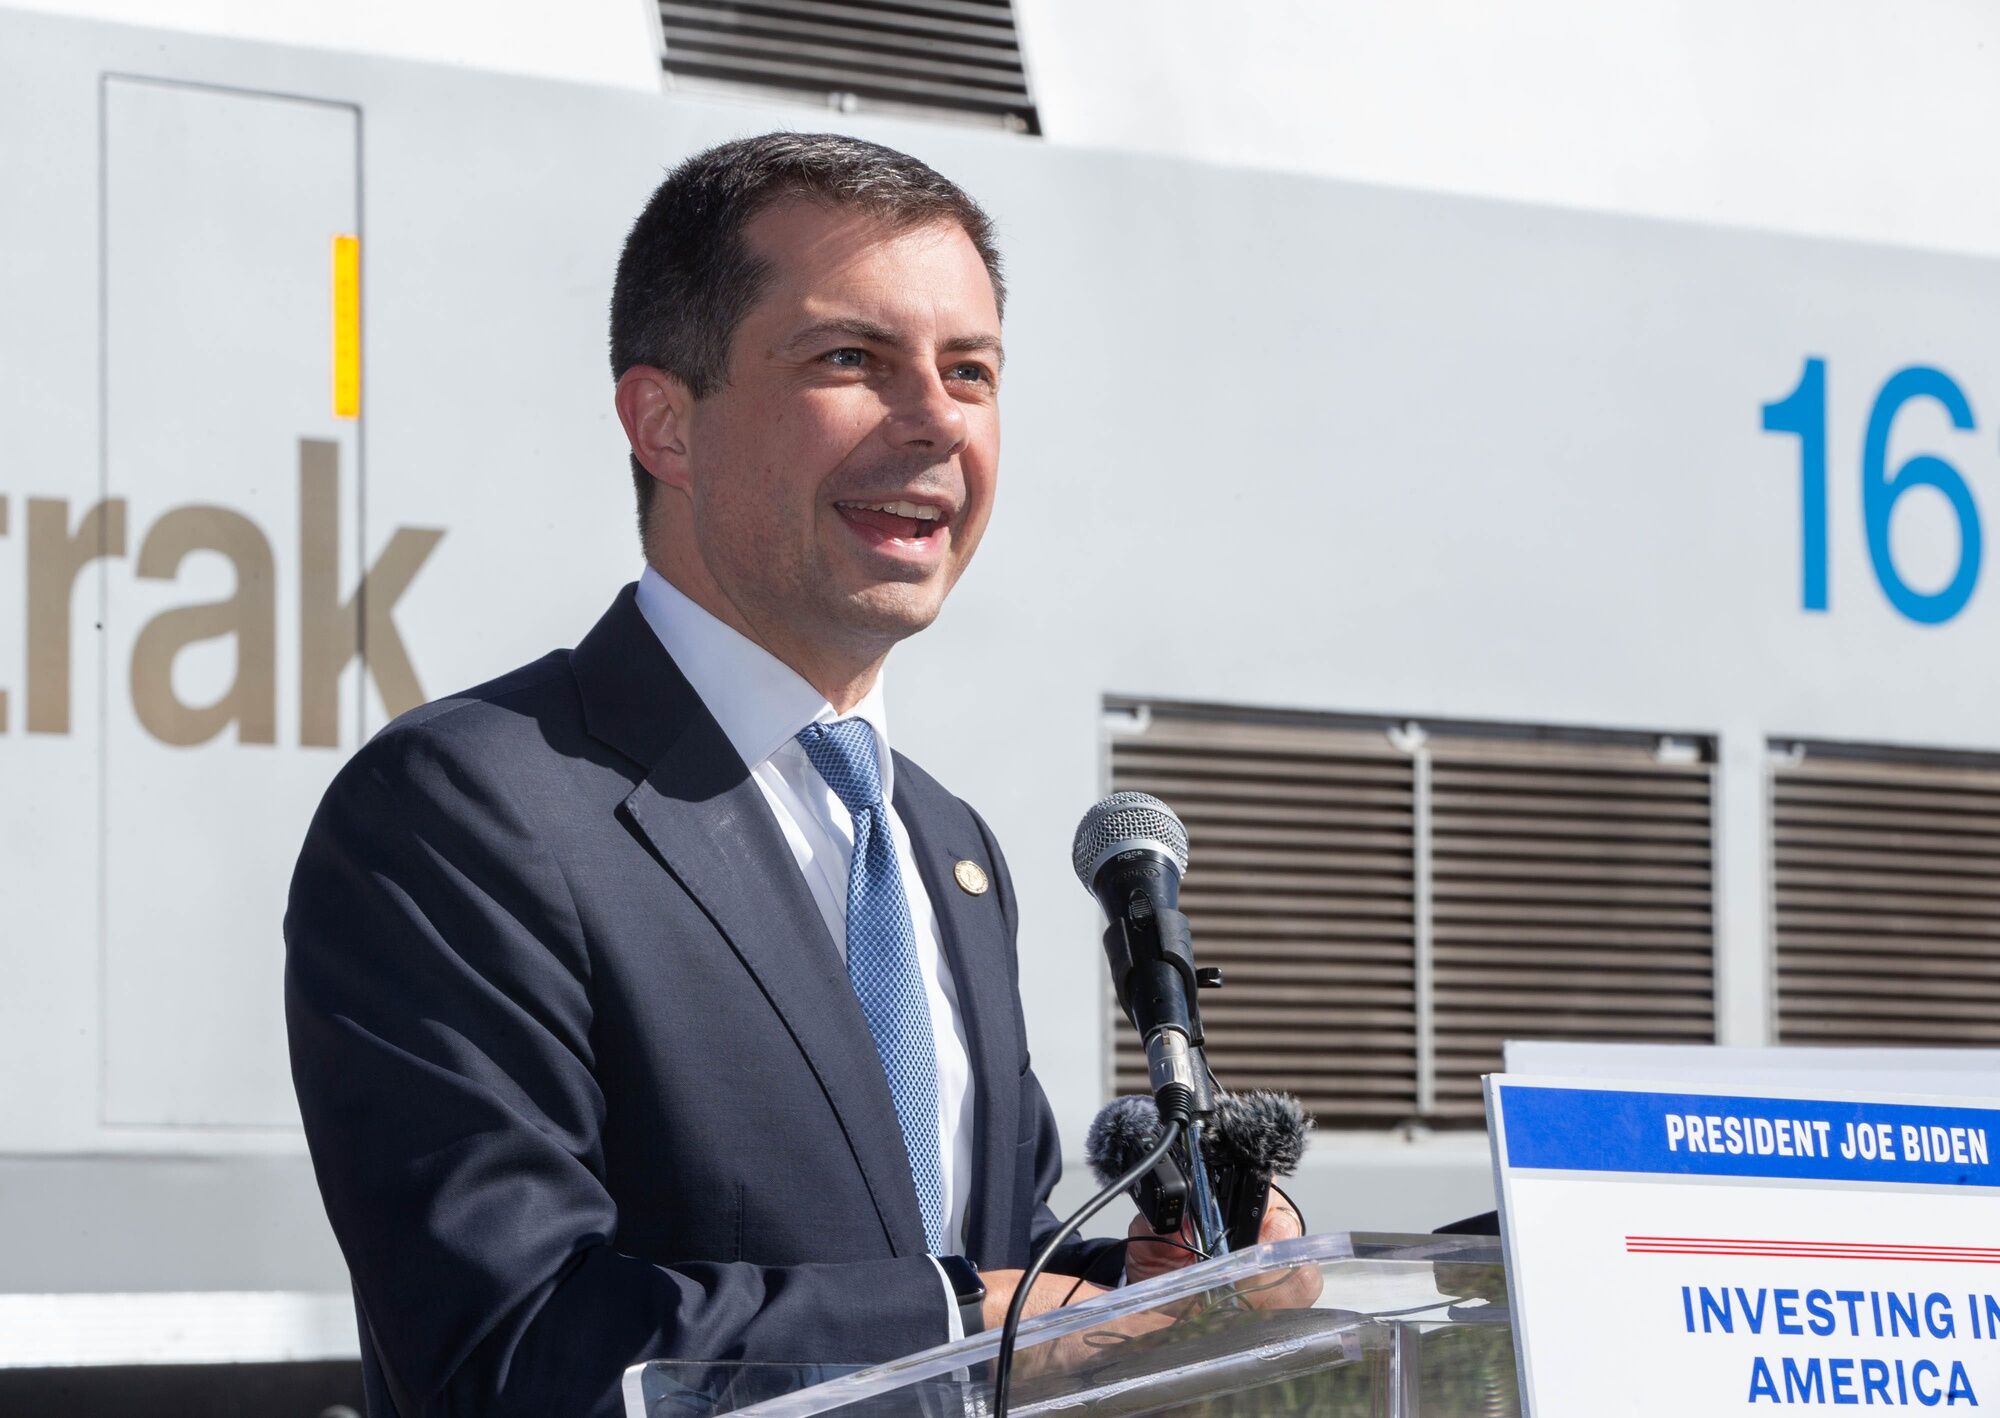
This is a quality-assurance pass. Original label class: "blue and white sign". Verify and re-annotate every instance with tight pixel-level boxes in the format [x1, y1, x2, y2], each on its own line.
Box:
[1489, 1076, 2000, 1415]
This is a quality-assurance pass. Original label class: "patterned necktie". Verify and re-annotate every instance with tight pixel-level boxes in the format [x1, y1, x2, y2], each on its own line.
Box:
[794, 717, 948, 1254]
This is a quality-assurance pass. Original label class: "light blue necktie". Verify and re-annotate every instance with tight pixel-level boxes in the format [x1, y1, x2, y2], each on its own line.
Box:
[795, 717, 948, 1254]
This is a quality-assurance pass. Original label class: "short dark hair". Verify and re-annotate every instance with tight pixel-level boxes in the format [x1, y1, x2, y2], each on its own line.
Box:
[609, 131, 1006, 543]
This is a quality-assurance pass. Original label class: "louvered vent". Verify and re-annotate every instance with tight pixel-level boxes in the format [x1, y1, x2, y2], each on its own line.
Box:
[1428, 736, 1718, 1120]
[1107, 702, 1719, 1129]
[657, 1, 1039, 132]
[1773, 745, 2000, 1046]
[1108, 711, 1419, 1125]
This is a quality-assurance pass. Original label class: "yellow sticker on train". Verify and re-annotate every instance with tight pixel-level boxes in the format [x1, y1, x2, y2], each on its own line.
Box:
[332, 234, 360, 419]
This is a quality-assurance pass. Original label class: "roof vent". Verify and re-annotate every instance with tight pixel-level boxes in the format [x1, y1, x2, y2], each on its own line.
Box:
[658, 1, 1039, 133]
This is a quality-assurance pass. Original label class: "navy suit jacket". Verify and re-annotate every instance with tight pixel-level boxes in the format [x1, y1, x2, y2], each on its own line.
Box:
[284, 585, 1116, 1417]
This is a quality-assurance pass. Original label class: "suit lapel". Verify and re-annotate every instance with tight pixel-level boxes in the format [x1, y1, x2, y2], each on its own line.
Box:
[894, 760, 1022, 1263]
[572, 587, 929, 1258]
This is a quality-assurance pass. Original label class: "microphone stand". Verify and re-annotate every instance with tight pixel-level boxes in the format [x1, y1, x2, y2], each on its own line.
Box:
[1107, 889, 1231, 1261]
[1182, 1118, 1227, 1256]
[1182, 1052, 1229, 1257]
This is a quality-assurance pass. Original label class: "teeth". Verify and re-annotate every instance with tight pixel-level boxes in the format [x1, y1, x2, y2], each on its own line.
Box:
[844, 500, 942, 521]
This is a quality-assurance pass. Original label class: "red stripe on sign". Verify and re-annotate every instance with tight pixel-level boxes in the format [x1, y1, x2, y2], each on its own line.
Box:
[1631, 1247, 1992, 1257]
[1626, 1236, 2000, 1263]
[1631, 1251, 2000, 1264]
[1631, 1250, 2000, 1258]
[1629, 1236, 2000, 1254]
[1629, 1236, 2000, 1250]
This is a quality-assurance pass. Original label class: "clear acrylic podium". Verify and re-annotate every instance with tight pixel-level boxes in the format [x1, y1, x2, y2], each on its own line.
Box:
[622, 1232, 1517, 1416]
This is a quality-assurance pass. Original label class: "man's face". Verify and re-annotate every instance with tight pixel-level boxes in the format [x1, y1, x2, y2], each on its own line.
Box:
[667, 202, 1002, 665]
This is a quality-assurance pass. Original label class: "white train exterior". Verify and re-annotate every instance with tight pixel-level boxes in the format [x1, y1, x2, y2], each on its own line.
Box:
[5, 1, 2000, 1369]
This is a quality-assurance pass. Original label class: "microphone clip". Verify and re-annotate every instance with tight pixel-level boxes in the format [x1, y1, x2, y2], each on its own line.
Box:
[1131, 1148, 1189, 1238]
[1127, 1125, 1270, 1252]
[1103, 902, 1208, 1047]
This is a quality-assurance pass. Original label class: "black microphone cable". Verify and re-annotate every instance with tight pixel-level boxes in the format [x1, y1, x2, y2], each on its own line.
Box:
[990, 1087, 1191, 1418]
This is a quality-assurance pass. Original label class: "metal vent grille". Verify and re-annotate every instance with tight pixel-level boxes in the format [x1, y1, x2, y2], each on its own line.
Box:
[1428, 736, 1718, 1120]
[1107, 703, 1718, 1129]
[1108, 712, 1419, 1125]
[1773, 745, 2000, 1046]
[657, 1, 1039, 132]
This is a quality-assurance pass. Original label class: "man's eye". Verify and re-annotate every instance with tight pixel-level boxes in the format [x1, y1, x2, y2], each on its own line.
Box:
[824, 348, 867, 369]
[948, 363, 994, 385]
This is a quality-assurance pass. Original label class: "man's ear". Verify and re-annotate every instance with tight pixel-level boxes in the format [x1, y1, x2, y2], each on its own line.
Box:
[616, 364, 695, 493]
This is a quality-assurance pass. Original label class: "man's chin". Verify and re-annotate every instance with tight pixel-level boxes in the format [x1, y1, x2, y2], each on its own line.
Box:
[834, 583, 948, 643]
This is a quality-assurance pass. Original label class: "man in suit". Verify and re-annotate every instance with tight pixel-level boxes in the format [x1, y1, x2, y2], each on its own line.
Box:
[286, 132, 1124, 1418]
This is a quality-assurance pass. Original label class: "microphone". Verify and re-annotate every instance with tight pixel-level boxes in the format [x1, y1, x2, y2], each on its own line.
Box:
[1071, 790, 1189, 924]
[1071, 793, 1202, 1122]
[1087, 1091, 1313, 1250]
[1085, 1095, 1187, 1237]
[1206, 1090, 1313, 1250]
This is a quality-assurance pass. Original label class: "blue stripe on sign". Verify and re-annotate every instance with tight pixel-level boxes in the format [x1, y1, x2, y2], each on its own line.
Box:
[1497, 1085, 2000, 1187]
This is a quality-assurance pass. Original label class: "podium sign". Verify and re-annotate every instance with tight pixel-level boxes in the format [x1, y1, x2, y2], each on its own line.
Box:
[1488, 1075, 2000, 1416]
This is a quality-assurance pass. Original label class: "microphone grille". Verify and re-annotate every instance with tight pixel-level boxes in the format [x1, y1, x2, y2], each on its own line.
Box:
[1071, 792, 1190, 887]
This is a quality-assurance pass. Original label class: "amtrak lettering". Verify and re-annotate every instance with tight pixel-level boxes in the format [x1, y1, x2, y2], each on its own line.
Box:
[2, 438, 442, 746]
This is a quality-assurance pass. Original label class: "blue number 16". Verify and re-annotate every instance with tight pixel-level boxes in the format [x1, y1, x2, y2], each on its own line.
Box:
[1762, 358, 1982, 624]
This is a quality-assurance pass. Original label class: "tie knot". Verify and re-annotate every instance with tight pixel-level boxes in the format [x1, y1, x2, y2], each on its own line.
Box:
[795, 717, 886, 817]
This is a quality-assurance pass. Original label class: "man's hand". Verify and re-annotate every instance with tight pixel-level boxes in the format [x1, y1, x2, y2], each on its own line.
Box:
[1122, 1188, 1305, 1284]
[1121, 1189, 1319, 1309]
[978, 1269, 1105, 1331]
[982, 1270, 1176, 1383]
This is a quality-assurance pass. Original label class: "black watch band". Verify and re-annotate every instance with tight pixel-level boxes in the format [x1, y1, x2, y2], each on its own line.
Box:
[936, 1254, 986, 1333]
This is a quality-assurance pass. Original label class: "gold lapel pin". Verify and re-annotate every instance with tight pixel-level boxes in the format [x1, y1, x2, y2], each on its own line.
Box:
[953, 859, 990, 895]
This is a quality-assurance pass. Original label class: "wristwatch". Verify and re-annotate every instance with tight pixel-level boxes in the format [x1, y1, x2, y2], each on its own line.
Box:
[936, 1254, 986, 1334]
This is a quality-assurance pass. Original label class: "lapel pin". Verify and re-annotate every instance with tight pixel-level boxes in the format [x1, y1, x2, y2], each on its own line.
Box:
[953, 859, 990, 895]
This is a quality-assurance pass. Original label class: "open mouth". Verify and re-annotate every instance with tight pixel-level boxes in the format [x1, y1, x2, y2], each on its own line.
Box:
[834, 498, 950, 544]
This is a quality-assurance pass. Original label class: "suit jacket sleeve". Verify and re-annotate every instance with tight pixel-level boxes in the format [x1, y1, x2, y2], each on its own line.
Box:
[284, 719, 950, 1418]
[969, 809, 1128, 1288]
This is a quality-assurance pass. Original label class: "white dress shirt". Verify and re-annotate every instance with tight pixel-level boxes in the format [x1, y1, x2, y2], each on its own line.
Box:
[633, 567, 978, 1332]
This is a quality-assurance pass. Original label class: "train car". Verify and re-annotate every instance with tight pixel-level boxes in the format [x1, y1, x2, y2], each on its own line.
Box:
[5, 2, 1998, 1404]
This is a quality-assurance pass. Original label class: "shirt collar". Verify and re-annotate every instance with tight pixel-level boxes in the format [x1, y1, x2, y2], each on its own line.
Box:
[632, 566, 895, 797]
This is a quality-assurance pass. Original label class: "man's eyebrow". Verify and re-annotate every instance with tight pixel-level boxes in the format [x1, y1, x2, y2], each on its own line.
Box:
[783, 319, 1005, 370]
[784, 317, 901, 352]
[941, 332, 1005, 370]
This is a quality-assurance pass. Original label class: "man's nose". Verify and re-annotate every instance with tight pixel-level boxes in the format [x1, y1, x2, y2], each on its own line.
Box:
[885, 366, 968, 452]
